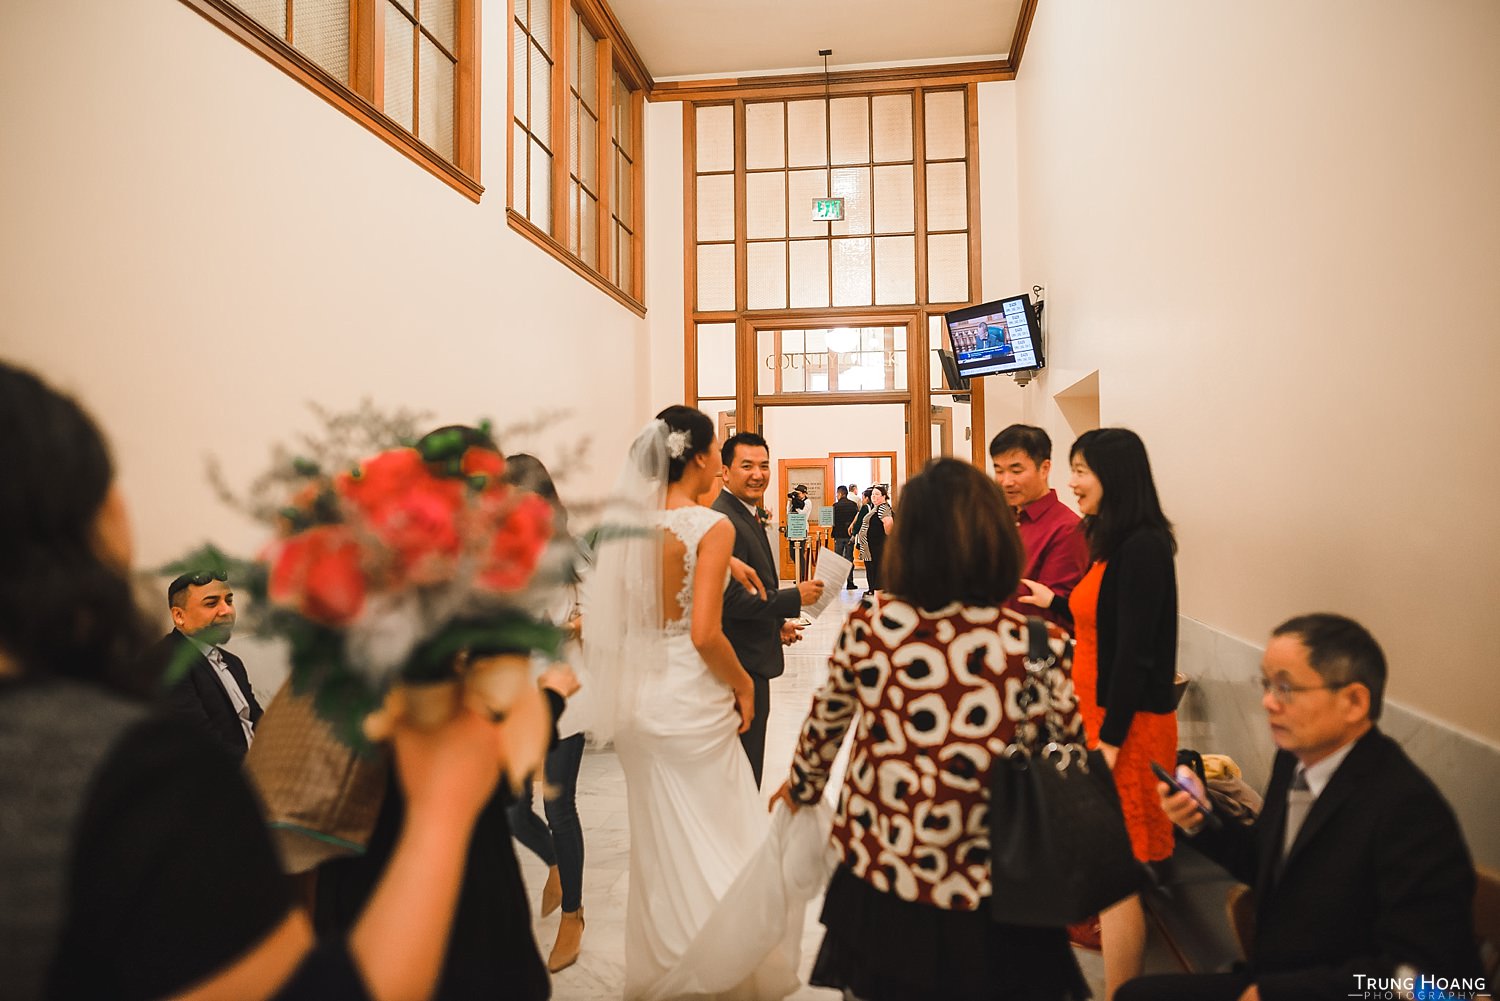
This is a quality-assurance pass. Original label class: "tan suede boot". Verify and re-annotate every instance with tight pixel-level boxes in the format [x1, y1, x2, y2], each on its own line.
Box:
[547, 908, 584, 973]
[540, 865, 562, 917]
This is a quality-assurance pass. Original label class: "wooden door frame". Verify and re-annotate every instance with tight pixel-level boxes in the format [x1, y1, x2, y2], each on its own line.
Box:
[776, 457, 832, 580]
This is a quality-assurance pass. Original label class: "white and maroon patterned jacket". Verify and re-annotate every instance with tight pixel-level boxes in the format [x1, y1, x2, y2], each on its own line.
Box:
[788, 594, 1080, 911]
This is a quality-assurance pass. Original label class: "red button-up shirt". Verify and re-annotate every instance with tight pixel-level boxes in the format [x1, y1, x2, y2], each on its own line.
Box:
[1005, 488, 1088, 627]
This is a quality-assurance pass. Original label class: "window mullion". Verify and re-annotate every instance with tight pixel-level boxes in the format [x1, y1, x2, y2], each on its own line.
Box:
[351, 0, 381, 104]
[550, 0, 569, 239]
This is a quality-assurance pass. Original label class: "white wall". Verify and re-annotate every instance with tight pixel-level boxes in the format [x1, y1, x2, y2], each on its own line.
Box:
[1013, 0, 1500, 740]
[0, 0, 652, 570]
[644, 101, 689, 413]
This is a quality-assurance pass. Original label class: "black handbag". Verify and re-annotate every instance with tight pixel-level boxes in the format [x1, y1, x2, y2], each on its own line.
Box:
[987, 617, 1144, 926]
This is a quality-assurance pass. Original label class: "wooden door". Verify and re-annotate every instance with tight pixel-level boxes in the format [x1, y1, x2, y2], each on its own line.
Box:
[777, 458, 830, 580]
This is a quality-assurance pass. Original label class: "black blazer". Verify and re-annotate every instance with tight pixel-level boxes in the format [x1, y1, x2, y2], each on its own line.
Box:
[1189, 729, 1481, 999]
[711, 490, 803, 680]
[141, 630, 263, 759]
[1054, 526, 1177, 745]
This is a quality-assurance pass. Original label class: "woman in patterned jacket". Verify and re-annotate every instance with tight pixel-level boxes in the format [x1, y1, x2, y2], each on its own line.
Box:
[773, 458, 1090, 1001]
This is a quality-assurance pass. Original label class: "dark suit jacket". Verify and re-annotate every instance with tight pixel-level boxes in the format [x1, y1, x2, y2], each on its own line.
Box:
[142, 630, 263, 759]
[711, 489, 803, 680]
[1188, 728, 1481, 1000]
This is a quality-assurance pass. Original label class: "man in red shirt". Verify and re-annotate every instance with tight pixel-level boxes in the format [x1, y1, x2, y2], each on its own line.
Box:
[990, 424, 1089, 625]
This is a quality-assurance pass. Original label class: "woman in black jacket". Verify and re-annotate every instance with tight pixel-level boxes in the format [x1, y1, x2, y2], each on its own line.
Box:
[1021, 427, 1178, 999]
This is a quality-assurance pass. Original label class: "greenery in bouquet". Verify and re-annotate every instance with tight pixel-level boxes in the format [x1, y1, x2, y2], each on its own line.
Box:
[163, 407, 568, 750]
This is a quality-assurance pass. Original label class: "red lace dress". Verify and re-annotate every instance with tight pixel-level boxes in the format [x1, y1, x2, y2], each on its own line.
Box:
[1068, 561, 1177, 863]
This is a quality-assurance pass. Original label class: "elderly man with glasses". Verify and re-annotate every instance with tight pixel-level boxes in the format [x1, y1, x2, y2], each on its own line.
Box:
[139, 569, 263, 759]
[1119, 613, 1483, 1001]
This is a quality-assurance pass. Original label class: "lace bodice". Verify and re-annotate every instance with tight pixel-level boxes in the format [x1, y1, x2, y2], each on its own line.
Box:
[657, 505, 728, 637]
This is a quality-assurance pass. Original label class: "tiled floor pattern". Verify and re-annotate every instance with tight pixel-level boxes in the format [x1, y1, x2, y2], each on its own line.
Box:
[515, 578, 1111, 999]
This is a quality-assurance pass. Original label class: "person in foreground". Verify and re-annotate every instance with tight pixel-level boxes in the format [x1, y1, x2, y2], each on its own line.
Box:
[773, 459, 1091, 1001]
[1020, 427, 1179, 995]
[0, 361, 527, 1001]
[1118, 614, 1483, 1001]
[591, 406, 814, 1000]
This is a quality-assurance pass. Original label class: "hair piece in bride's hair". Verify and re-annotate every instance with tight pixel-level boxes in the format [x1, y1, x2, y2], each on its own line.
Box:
[655, 406, 713, 484]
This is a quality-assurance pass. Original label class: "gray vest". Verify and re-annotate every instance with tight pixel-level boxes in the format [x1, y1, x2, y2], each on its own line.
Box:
[0, 678, 149, 1001]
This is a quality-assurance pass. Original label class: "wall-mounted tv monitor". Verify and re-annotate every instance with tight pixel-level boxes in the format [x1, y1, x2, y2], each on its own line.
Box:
[937, 350, 971, 394]
[944, 294, 1044, 379]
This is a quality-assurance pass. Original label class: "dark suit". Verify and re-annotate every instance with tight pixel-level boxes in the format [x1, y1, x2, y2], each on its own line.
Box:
[142, 629, 263, 759]
[711, 489, 803, 787]
[1120, 728, 1481, 1001]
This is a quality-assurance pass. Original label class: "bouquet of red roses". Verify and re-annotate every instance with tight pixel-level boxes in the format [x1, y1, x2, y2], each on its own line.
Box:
[168, 422, 568, 751]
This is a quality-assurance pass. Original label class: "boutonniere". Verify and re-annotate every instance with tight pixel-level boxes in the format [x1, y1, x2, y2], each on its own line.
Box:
[755, 505, 770, 528]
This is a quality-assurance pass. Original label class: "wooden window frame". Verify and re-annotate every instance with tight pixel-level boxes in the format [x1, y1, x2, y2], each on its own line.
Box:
[506, 0, 651, 317]
[176, 0, 483, 201]
[683, 81, 990, 470]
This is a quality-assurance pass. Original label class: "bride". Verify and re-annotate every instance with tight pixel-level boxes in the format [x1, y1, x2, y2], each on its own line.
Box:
[589, 405, 825, 1001]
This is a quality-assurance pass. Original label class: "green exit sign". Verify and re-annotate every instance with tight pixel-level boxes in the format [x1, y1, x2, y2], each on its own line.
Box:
[812, 197, 845, 222]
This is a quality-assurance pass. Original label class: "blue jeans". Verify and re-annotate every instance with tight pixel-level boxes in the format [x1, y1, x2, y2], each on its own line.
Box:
[507, 732, 586, 912]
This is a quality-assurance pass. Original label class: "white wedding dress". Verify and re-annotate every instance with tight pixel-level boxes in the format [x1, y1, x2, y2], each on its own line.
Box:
[611, 505, 828, 1001]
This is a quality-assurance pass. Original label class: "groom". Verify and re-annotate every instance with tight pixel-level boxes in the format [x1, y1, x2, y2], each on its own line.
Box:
[713, 432, 824, 788]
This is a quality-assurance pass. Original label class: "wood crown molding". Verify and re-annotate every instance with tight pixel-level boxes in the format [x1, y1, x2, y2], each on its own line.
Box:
[648, 58, 1014, 103]
[175, 0, 483, 202]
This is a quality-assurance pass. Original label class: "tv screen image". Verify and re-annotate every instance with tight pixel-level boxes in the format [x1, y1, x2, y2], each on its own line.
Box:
[944, 294, 1044, 379]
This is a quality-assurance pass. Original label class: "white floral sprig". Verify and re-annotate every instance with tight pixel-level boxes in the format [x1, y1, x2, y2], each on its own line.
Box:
[666, 429, 691, 459]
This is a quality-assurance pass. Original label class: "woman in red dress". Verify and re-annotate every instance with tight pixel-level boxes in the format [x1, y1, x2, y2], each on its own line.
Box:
[1021, 427, 1178, 1000]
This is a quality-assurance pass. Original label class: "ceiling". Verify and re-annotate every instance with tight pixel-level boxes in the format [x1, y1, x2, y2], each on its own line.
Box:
[607, 0, 1029, 82]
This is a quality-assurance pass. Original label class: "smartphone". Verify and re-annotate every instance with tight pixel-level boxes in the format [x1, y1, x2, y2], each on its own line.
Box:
[1150, 761, 1222, 831]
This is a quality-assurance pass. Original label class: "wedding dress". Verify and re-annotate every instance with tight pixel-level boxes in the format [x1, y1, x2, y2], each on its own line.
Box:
[587, 422, 834, 1001]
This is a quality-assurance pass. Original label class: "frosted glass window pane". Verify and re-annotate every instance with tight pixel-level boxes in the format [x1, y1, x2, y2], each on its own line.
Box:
[757, 330, 777, 395]
[924, 90, 966, 160]
[384, 6, 414, 132]
[697, 244, 736, 311]
[615, 150, 633, 222]
[805, 329, 827, 353]
[419, 41, 455, 160]
[611, 71, 632, 150]
[830, 167, 871, 236]
[580, 110, 598, 189]
[697, 323, 737, 397]
[783, 354, 806, 393]
[296, 0, 350, 84]
[421, 0, 456, 51]
[746, 172, 786, 240]
[928, 233, 970, 303]
[513, 0, 526, 27]
[747, 243, 788, 310]
[872, 93, 913, 163]
[575, 18, 598, 106]
[787, 169, 829, 238]
[789, 240, 830, 308]
[696, 105, 734, 172]
[786, 100, 827, 168]
[568, 182, 579, 251]
[529, 44, 551, 146]
[513, 124, 528, 210]
[745, 103, 785, 170]
[512, 27, 528, 127]
[619, 224, 633, 292]
[529, 143, 552, 230]
[873, 165, 914, 233]
[392, 0, 414, 16]
[926, 161, 968, 231]
[568, 101, 578, 173]
[829, 96, 869, 165]
[531, 0, 551, 55]
[696, 173, 734, 243]
[581, 192, 598, 268]
[874, 236, 916, 305]
[832, 238, 873, 307]
[241, 0, 286, 36]
[783, 329, 805, 353]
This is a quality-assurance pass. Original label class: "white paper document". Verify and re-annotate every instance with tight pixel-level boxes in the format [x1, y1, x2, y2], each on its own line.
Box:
[800, 548, 852, 621]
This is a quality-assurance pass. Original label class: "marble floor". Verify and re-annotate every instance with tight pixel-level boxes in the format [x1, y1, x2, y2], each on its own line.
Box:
[514, 577, 1111, 999]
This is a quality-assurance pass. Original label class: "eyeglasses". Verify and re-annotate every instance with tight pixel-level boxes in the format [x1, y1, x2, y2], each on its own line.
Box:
[1253, 676, 1350, 705]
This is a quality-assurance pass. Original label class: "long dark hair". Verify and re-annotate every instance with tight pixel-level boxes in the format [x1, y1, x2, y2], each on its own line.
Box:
[656, 405, 714, 484]
[505, 452, 569, 540]
[882, 459, 1022, 611]
[0, 362, 153, 694]
[1070, 428, 1175, 561]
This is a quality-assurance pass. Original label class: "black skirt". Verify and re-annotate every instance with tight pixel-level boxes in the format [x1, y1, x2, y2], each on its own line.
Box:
[810, 866, 1090, 1001]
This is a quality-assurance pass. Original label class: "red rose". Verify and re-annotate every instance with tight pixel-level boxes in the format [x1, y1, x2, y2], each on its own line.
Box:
[460, 447, 506, 483]
[338, 448, 466, 584]
[476, 493, 554, 592]
[268, 525, 367, 626]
